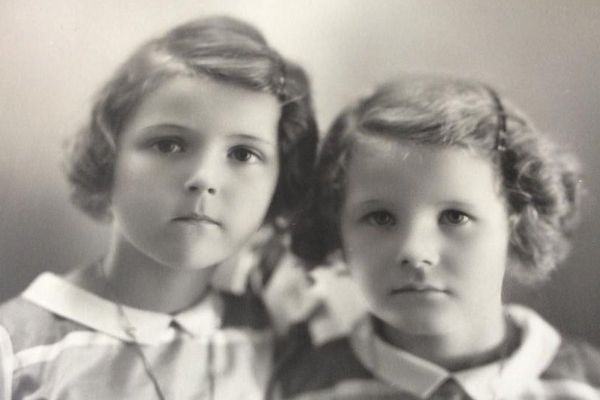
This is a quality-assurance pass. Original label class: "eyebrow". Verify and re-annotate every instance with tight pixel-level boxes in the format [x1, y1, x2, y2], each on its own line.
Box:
[347, 198, 479, 211]
[354, 199, 384, 206]
[227, 133, 276, 146]
[138, 125, 276, 146]
[437, 200, 477, 210]
[138, 123, 187, 134]
[345, 199, 388, 210]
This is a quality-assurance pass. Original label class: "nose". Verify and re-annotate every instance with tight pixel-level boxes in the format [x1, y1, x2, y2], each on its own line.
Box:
[183, 153, 219, 195]
[396, 222, 439, 270]
[185, 182, 216, 194]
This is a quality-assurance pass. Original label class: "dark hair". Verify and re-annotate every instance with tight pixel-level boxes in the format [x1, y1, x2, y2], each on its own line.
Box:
[65, 16, 318, 228]
[292, 75, 581, 283]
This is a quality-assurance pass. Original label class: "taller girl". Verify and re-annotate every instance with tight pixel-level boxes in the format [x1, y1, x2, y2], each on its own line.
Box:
[0, 16, 317, 399]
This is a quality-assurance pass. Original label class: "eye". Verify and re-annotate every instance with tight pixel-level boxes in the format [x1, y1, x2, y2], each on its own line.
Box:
[229, 146, 262, 163]
[364, 211, 396, 227]
[152, 138, 184, 154]
[439, 209, 471, 226]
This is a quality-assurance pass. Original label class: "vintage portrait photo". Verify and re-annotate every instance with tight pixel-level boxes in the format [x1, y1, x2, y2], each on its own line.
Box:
[1, 1, 599, 399]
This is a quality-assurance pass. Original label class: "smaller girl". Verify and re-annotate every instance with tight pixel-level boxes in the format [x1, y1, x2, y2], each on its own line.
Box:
[276, 75, 600, 399]
[0, 16, 318, 400]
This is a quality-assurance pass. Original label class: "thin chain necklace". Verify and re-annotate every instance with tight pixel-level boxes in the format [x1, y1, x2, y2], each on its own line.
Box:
[99, 263, 167, 400]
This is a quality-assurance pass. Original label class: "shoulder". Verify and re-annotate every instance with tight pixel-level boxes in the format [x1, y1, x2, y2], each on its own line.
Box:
[275, 322, 372, 399]
[0, 295, 87, 353]
[0, 294, 83, 398]
[543, 336, 600, 387]
[507, 304, 600, 387]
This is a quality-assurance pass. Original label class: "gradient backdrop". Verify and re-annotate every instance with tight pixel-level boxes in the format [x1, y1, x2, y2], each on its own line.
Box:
[1, 0, 599, 344]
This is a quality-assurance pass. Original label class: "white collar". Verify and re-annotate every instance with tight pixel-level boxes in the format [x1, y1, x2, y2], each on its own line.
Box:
[350, 304, 561, 400]
[22, 272, 224, 345]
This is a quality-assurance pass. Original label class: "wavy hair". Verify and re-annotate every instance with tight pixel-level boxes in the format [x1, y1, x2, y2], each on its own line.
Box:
[292, 75, 581, 283]
[65, 16, 318, 227]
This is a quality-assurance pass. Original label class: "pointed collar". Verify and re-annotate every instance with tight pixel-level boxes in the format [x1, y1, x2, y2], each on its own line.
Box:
[22, 272, 224, 345]
[350, 304, 561, 400]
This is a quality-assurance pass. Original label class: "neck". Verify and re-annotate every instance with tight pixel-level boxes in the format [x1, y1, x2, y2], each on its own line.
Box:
[69, 237, 219, 314]
[103, 253, 217, 314]
[376, 306, 516, 371]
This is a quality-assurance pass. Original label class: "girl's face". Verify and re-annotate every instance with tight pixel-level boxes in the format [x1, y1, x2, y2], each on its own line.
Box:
[109, 75, 280, 270]
[340, 138, 510, 338]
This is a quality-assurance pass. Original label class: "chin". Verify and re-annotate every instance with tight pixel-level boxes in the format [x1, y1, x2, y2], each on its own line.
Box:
[384, 309, 458, 337]
[400, 320, 452, 337]
[153, 249, 227, 271]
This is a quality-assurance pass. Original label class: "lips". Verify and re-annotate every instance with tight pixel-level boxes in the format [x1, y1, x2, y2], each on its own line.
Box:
[390, 283, 447, 295]
[173, 213, 220, 226]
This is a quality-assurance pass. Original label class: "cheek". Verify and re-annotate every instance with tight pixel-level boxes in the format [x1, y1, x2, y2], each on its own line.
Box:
[239, 169, 278, 202]
[225, 168, 279, 221]
[113, 154, 171, 191]
[448, 234, 509, 284]
[347, 264, 389, 310]
[112, 167, 171, 210]
[342, 226, 393, 260]
[343, 235, 388, 281]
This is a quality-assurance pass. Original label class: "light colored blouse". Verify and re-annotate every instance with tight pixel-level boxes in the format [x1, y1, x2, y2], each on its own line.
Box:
[0, 272, 273, 400]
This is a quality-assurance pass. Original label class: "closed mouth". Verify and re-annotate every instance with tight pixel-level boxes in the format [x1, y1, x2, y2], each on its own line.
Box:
[390, 284, 447, 295]
[173, 213, 220, 226]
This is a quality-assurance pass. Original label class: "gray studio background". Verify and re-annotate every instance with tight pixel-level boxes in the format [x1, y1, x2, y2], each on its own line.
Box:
[1, 1, 599, 345]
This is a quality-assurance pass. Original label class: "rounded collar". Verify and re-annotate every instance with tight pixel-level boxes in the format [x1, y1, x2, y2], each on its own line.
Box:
[23, 272, 224, 345]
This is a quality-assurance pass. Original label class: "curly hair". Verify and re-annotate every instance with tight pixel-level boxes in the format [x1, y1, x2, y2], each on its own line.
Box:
[64, 16, 318, 227]
[292, 75, 581, 284]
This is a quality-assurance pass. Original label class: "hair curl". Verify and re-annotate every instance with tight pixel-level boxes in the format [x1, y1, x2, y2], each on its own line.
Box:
[292, 75, 581, 283]
[64, 16, 318, 227]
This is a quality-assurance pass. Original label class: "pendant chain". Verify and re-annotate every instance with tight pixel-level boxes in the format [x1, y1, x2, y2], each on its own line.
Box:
[99, 263, 167, 400]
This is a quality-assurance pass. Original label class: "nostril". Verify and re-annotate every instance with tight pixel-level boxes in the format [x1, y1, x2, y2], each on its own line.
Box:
[185, 183, 216, 194]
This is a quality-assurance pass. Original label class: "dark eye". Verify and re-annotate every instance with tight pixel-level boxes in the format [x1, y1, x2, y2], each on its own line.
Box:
[439, 209, 470, 226]
[229, 146, 260, 163]
[365, 211, 395, 227]
[152, 139, 184, 154]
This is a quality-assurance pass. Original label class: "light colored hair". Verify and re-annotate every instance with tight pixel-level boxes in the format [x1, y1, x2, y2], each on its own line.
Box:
[293, 75, 581, 284]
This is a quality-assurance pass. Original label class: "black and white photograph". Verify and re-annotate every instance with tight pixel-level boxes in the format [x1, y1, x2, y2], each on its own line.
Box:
[1, 1, 599, 399]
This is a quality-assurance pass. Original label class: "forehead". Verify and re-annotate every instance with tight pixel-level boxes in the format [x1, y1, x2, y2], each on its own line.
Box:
[123, 75, 280, 140]
[344, 137, 503, 207]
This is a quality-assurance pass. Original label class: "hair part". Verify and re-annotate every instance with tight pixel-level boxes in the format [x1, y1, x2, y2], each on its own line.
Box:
[292, 75, 581, 284]
[64, 16, 318, 228]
